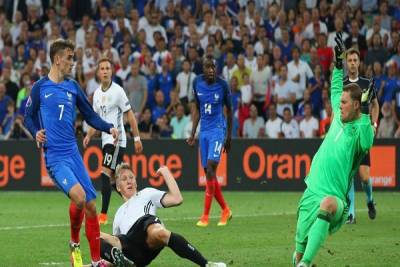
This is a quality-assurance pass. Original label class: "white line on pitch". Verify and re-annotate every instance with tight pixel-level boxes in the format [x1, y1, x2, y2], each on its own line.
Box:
[0, 208, 375, 231]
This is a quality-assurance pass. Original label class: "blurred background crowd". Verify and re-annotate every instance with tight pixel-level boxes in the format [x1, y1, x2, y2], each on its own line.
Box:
[0, 0, 399, 141]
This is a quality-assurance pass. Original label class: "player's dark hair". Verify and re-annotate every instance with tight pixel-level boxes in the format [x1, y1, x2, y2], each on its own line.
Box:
[343, 83, 362, 104]
[346, 47, 360, 59]
[49, 39, 75, 63]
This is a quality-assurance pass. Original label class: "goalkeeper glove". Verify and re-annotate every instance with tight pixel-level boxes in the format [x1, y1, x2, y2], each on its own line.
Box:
[361, 78, 374, 114]
[334, 32, 345, 69]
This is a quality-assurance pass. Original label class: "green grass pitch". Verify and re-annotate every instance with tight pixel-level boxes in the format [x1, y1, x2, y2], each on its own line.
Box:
[0, 191, 399, 266]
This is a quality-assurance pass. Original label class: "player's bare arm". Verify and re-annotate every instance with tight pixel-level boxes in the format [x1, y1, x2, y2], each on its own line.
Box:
[187, 100, 200, 146]
[109, 127, 119, 145]
[157, 166, 183, 207]
[224, 105, 232, 153]
[126, 110, 143, 153]
[83, 126, 98, 148]
[35, 129, 47, 147]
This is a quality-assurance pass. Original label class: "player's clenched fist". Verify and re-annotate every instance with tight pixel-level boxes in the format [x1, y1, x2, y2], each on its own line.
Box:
[36, 129, 46, 147]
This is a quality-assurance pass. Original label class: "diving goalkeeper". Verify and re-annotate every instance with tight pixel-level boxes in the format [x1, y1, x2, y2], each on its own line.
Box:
[293, 32, 375, 267]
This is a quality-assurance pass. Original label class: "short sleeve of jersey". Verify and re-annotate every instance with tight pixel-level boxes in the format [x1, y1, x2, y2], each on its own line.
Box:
[142, 187, 167, 208]
[118, 85, 131, 113]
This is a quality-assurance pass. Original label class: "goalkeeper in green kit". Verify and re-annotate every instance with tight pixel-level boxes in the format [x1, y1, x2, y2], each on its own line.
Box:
[293, 32, 376, 267]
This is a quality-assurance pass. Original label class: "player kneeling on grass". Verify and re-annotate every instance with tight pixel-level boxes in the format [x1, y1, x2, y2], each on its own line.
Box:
[99, 163, 226, 267]
[293, 32, 375, 267]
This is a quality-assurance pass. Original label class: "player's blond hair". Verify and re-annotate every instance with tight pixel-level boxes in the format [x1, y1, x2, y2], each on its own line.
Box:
[115, 163, 135, 183]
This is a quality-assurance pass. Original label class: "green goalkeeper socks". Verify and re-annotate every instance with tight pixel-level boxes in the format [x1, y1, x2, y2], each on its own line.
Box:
[361, 178, 373, 203]
[302, 211, 331, 264]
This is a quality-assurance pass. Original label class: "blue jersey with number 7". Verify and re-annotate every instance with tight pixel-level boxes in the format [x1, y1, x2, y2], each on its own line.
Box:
[192, 75, 232, 132]
[24, 76, 113, 164]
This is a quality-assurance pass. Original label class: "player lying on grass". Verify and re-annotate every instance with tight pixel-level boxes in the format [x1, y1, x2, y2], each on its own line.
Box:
[293, 32, 375, 267]
[99, 163, 226, 267]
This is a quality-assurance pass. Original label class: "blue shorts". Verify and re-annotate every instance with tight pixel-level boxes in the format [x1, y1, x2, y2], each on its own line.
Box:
[46, 152, 96, 203]
[199, 128, 225, 168]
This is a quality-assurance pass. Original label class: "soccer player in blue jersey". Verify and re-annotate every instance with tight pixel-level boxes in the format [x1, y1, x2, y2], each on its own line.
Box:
[24, 39, 118, 267]
[187, 55, 233, 227]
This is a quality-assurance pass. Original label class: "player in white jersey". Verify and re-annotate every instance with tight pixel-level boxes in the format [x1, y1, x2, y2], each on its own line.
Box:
[83, 57, 143, 225]
[98, 163, 226, 267]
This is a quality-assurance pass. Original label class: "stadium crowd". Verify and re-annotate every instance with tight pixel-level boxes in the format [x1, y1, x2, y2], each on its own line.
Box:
[0, 0, 400, 140]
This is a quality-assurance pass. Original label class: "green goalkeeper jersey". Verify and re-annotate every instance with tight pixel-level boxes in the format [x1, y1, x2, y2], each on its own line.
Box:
[305, 67, 374, 201]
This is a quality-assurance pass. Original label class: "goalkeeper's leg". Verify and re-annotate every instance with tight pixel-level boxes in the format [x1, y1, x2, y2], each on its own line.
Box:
[359, 164, 376, 220]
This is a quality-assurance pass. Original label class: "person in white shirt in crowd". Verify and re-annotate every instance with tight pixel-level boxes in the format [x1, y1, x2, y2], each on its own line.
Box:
[265, 103, 283, 138]
[303, 8, 328, 40]
[287, 46, 314, 111]
[299, 102, 319, 138]
[243, 104, 265, 138]
[251, 54, 272, 117]
[176, 59, 196, 104]
[365, 16, 391, 47]
[99, 164, 226, 267]
[222, 52, 238, 82]
[140, 10, 167, 49]
[240, 73, 252, 105]
[280, 107, 300, 138]
[115, 55, 131, 82]
[170, 103, 190, 139]
[377, 102, 396, 138]
[273, 65, 297, 116]
[327, 17, 349, 48]
[244, 44, 257, 72]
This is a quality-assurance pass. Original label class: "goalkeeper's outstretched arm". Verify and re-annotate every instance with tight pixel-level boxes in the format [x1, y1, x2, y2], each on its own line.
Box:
[331, 32, 346, 114]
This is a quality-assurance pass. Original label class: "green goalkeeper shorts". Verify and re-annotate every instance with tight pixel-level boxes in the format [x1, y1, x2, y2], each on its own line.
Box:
[295, 188, 348, 253]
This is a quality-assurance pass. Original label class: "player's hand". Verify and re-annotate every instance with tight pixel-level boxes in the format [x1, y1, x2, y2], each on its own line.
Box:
[35, 129, 46, 148]
[334, 31, 345, 69]
[83, 135, 91, 148]
[110, 127, 119, 145]
[156, 165, 170, 177]
[186, 135, 195, 146]
[361, 78, 375, 114]
[223, 136, 231, 153]
[134, 139, 143, 153]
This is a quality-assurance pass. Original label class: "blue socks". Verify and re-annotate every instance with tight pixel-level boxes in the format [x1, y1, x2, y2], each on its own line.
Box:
[362, 178, 373, 203]
[348, 180, 355, 217]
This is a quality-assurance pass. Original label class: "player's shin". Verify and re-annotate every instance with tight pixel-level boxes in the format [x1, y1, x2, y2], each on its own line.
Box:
[100, 172, 112, 215]
[213, 178, 227, 210]
[69, 202, 84, 243]
[302, 211, 331, 265]
[85, 214, 101, 261]
[168, 232, 208, 267]
[203, 180, 215, 216]
[361, 178, 373, 203]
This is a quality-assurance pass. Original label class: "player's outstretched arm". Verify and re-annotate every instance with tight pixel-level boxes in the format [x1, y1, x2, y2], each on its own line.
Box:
[223, 80, 233, 153]
[126, 110, 143, 153]
[157, 166, 183, 208]
[331, 32, 345, 114]
[75, 83, 114, 134]
[83, 126, 97, 148]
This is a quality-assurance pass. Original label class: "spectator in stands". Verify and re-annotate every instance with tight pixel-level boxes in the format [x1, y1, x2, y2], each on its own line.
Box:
[176, 59, 196, 105]
[319, 100, 332, 138]
[232, 54, 252, 88]
[287, 46, 314, 113]
[296, 89, 311, 121]
[0, 82, 12, 124]
[345, 19, 368, 59]
[251, 54, 272, 117]
[1, 99, 16, 138]
[4, 114, 32, 140]
[243, 104, 265, 138]
[156, 114, 173, 138]
[392, 83, 400, 126]
[278, 27, 295, 63]
[170, 103, 189, 139]
[379, 63, 399, 104]
[156, 59, 175, 106]
[372, 61, 387, 105]
[184, 103, 200, 139]
[1, 66, 19, 102]
[316, 33, 333, 75]
[307, 64, 325, 118]
[265, 103, 282, 139]
[138, 107, 159, 139]
[152, 90, 167, 124]
[125, 62, 148, 117]
[377, 102, 396, 138]
[303, 8, 328, 41]
[279, 107, 300, 138]
[299, 102, 319, 138]
[327, 17, 348, 49]
[222, 52, 238, 83]
[365, 33, 389, 67]
[273, 65, 296, 116]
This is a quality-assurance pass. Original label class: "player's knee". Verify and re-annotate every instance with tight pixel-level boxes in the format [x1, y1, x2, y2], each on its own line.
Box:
[359, 166, 370, 181]
[73, 196, 86, 209]
[320, 197, 337, 214]
[154, 228, 170, 244]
